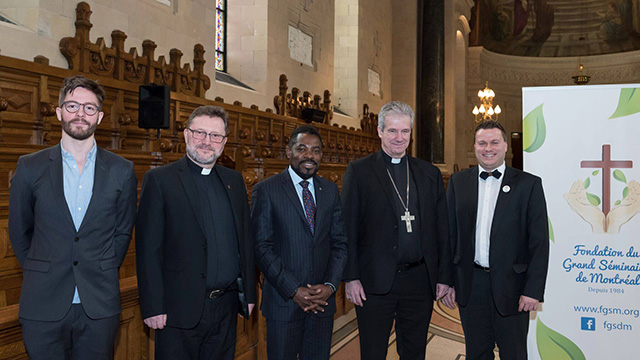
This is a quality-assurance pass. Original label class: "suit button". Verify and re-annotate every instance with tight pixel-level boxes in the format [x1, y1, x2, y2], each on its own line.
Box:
[392, 245, 397, 250]
[202, 244, 207, 249]
[74, 237, 79, 242]
[393, 225, 398, 229]
[73, 261, 78, 266]
[201, 273, 205, 278]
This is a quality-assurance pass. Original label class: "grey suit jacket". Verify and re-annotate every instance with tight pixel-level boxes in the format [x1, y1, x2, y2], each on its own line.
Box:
[252, 170, 347, 320]
[8, 144, 137, 321]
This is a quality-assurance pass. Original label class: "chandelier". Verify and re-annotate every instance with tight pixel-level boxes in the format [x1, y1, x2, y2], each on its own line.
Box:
[472, 81, 501, 122]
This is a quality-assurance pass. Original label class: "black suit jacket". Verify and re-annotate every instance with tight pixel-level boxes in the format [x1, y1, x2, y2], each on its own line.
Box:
[135, 157, 256, 329]
[252, 170, 347, 320]
[8, 144, 137, 321]
[447, 166, 549, 316]
[342, 150, 452, 295]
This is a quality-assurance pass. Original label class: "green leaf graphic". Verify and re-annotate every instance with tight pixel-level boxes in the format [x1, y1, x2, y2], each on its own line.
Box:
[548, 218, 555, 243]
[615, 200, 621, 206]
[523, 104, 546, 153]
[623, 186, 629, 199]
[583, 177, 590, 189]
[586, 193, 601, 206]
[609, 88, 640, 119]
[592, 170, 600, 176]
[613, 169, 627, 183]
[536, 318, 586, 360]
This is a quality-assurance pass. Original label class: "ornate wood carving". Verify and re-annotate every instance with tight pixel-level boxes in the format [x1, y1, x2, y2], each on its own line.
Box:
[360, 103, 378, 135]
[59, 2, 210, 98]
[273, 74, 334, 124]
[0, 3, 383, 357]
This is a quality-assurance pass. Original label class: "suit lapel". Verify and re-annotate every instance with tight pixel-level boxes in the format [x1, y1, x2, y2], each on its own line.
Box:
[312, 176, 324, 240]
[457, 167, 480, 255]
[280, 170, 310, 233]
[490, 167, 517, 240]
[176, 157, 207, 236]
[48, 145, 76, 230]
[78, 148, 109, 232]
[371, 151, 399, 211]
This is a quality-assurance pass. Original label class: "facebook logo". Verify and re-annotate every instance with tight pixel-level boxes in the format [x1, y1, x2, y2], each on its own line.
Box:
[581, 317, 596, 331]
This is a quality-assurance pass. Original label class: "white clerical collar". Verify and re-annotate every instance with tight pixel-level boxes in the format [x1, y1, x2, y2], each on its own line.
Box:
[201, 167, 212, 175]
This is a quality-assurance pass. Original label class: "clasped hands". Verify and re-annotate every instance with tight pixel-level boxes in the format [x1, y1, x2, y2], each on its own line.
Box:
[345, 280, 458, 310]
[293, 284, 333, 314]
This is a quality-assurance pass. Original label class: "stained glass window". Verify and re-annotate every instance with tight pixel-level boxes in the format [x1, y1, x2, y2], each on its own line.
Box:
[215, 0, 226, 72]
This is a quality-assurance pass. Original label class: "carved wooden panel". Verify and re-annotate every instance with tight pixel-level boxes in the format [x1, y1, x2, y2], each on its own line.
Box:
[0, 5, 379, 356]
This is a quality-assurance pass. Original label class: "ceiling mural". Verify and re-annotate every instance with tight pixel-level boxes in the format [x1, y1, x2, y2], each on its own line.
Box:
[471, 0, 640, 57]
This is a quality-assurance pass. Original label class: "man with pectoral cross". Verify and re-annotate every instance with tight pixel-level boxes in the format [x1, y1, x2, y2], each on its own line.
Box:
[342, 101, 454, 360]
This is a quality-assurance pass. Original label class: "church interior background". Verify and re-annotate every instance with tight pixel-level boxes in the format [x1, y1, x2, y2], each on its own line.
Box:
[1, 0, 639, 358]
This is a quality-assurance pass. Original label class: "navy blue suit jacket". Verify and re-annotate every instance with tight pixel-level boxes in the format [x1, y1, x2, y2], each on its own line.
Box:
[252, 170, 347, 320]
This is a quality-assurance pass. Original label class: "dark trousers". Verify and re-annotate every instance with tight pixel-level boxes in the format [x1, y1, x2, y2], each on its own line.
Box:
[20, 304, 119, 360]
[458, 267, 529, 360]
[155, 290, 238, 360]
[355, 264, 434, 360]
[266, 312, 334, 360]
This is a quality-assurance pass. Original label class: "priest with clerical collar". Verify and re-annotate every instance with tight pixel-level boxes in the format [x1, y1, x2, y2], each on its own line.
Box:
[341, 101, 454, 360]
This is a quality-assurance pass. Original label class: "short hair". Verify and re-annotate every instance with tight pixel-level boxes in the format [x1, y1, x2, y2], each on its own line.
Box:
[187, 106, 229, 135]
[58, 75, 105, 108]
[288, 125, 323, 148]
[474, 121, 507, 142]
[378, 101, 415, 130]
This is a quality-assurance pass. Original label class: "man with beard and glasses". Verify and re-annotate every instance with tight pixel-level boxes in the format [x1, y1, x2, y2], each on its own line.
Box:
[8, 75, 137, 359]
[252, 125, 347, 359]
[135, 105, 256, 360]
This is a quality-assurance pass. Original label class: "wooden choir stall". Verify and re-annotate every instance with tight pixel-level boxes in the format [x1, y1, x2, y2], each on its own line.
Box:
[0, 2, 381, 359]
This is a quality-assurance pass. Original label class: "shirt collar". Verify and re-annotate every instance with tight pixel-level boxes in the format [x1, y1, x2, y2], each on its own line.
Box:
[288, 166, 314, 187]
[60, 140, 97, 163]
[185, 155, 213, 175]
[381, 150, 406, 165]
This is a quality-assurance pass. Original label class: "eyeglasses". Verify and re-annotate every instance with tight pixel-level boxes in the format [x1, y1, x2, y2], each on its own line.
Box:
[60, 101, 100, 116]
[187, 128, 227, 143]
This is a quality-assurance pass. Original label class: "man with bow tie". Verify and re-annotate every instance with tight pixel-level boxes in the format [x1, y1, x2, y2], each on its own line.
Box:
[446, 120, 550, 360]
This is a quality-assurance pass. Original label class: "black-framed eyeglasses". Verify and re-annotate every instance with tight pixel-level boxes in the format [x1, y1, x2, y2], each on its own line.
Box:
[60, 101, 101, 116]
[187, 128, 227, 143]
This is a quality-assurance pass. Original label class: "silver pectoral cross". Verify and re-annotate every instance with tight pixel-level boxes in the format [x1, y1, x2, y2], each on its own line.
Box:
[401, 210, 415, 233]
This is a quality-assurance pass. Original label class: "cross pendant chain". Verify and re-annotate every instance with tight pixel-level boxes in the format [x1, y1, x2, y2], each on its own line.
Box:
[401, 210, 415, 233]
[386, 161, 414, 233]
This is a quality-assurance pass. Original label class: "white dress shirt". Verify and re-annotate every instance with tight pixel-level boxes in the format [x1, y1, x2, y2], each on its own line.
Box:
[474, 162, 506, 268]
[287, 166, 316, 210]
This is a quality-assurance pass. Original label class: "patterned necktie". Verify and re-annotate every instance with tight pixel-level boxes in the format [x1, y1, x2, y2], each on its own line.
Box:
[300, 180, 316, 234]
[480, 169, 502, 180]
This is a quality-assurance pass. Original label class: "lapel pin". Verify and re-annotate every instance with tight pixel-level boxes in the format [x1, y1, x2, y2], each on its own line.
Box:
[227, 185, 231, 189]
[502, 185, 511, 193]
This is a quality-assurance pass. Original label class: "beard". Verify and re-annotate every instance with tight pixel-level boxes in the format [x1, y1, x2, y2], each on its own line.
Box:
[62, 117, 98, 141]
[186, 143, 220, 165]
[291, 160, 318, 180]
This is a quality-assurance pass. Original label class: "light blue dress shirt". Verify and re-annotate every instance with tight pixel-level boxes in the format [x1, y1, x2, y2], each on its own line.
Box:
[61, 141, 97, 304]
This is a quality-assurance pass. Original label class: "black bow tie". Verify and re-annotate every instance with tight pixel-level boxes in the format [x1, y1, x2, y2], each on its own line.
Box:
[480, 169, 502, 180]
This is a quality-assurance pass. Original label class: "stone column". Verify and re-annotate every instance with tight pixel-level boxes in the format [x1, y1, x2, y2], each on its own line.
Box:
[416, 0, 444, 163]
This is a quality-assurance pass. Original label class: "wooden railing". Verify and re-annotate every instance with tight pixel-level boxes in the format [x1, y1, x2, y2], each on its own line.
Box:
[0, 2, 379, 359]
